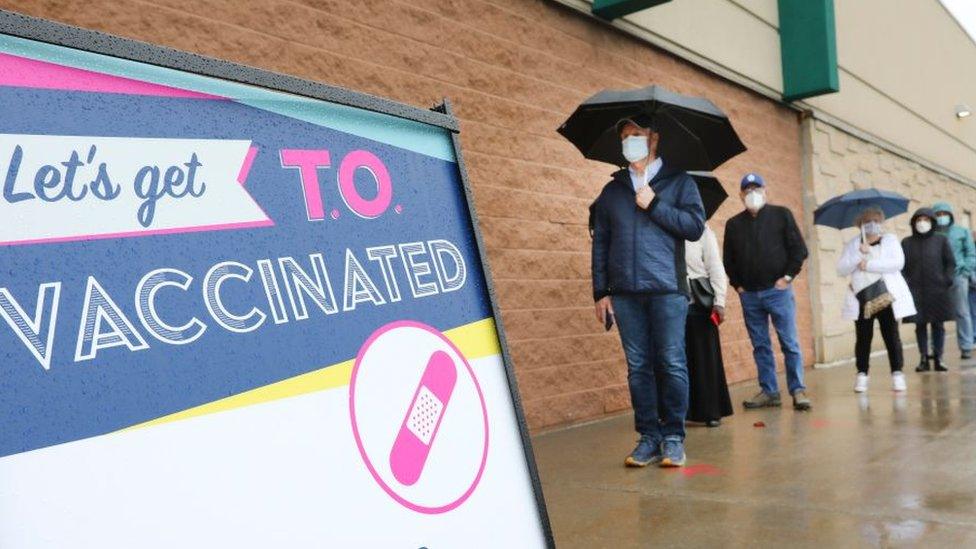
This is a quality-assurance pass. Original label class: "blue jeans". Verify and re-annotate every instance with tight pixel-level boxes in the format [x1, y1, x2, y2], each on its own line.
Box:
[740, 286, 806, 395]
[612, 293, 689, 442]
[916, 322, 945, 359]
[952, 275, 973, 352]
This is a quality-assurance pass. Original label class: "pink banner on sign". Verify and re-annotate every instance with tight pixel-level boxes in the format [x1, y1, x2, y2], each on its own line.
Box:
[237, 146, 259, 185]
[0, 52, 223, 99]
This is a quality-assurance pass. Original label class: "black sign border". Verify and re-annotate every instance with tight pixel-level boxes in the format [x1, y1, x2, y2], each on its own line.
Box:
[0, 9, 554, 547]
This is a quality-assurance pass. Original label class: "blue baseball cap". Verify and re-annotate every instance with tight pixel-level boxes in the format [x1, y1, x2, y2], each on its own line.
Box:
[740, 172, 765, 190]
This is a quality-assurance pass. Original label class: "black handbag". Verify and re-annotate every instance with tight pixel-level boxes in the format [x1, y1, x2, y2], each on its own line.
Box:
[689, 277, 715, 309]
[855, 278, 894, 318]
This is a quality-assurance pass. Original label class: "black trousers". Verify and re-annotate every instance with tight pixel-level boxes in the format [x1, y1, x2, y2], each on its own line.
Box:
[915, 322, 946, 360]
[854, 306, 903, 374]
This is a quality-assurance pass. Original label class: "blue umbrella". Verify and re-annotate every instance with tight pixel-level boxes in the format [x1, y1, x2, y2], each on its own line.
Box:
[813, 188, 910, 229]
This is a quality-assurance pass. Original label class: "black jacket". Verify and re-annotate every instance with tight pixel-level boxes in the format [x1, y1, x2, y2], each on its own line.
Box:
[591, 165, 705, 300]
[902, 208, 956, 323]
[723, 204, 808, 291]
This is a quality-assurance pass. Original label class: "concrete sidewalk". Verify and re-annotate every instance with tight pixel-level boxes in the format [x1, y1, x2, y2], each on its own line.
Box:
[532, 353, 976, 547]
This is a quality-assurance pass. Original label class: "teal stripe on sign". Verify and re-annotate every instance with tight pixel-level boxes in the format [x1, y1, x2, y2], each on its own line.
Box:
[0, 34, 456, 162]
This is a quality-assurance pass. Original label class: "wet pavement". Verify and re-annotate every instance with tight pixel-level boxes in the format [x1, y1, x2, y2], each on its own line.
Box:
[532, 351, 976, 548]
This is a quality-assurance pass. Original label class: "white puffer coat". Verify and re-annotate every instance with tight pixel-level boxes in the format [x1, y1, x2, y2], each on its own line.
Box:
[837, 233, 917, 321]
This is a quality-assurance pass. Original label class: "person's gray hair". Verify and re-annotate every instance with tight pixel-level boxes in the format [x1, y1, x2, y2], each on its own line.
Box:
[855, 206, 886, 227]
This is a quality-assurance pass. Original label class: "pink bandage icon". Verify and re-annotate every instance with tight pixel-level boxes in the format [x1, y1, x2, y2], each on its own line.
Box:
[390, 350, 457, 486]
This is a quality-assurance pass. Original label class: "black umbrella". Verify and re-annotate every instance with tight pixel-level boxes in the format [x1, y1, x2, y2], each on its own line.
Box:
[687, 171, 729, 220]
[559, 85, 746, 171]
[588, 172, 728, 237]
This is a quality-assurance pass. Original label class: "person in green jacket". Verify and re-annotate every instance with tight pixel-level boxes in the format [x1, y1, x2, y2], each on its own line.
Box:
[933, 201, 976, 360]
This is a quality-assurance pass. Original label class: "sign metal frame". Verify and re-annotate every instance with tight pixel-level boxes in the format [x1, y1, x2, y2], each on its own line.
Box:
[0, 9, 554, 546]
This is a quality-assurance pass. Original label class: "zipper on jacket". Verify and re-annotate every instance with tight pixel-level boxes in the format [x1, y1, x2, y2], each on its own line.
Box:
[632, 202, 638, 291]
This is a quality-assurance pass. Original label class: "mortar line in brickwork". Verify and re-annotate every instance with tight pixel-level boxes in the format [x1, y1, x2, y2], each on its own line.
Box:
[131, 0, 575, 121]
[476, 182, 595, 202]
[809, 112, 976, 187]
[477, 0, 710, 92]
[446, 139, 596, 168]
[496, 247, 590, 254]
[542, 1, 792, 107]
[281, 0, 615, 98]
[463, 150, 608, 176]
[178, 0, 613, 112]
[522, 385, 615, 403]
[517, 357, 623, 372]
[488, 248, 588, 256]
[463, 150, 600, 176]
[479, 214, 587, 227]
[493, 277, 590, 282]
[507, 332, 616, 344]
[499, 305, 592, 313]
[473, 185, 601, 202]
[506, 333, 602, 342]
[477, 208, 588, 221]
[460, 114, 590, 146]
[381, 0, 656, 92]
[376, 0, 716, 112]
[460, 121, 586, 147]
[490, 248, 589, 255]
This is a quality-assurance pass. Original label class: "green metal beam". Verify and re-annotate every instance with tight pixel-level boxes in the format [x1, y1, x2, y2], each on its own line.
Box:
[778, 0, 839, 101]
[592, 0, 672, 21]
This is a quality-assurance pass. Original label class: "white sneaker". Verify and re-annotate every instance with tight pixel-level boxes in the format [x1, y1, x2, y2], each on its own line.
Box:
[892, 371, 907, 392]
[854, 373, 869, 393]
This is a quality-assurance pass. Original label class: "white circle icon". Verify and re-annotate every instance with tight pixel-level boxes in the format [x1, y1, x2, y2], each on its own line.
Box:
[349, 321, 489, 514]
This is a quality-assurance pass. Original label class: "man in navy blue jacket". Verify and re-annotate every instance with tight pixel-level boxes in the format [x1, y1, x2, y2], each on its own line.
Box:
[591, 116, 706, 468]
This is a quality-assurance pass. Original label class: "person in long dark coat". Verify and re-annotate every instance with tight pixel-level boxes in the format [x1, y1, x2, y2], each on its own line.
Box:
[902, 207, 956, 372]
[684, 224, 733, 426]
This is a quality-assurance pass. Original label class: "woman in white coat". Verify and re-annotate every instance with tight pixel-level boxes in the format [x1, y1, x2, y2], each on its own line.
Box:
[837, 207, 916, 393]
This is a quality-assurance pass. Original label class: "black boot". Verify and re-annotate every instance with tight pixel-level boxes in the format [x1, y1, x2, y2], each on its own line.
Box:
[916, 357, 931, 372]
[934, 358, 948, 372]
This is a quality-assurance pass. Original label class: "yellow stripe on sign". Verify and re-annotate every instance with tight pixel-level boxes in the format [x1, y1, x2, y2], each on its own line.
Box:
[445, 317, 501, 359]
[121, 317, 500, 432]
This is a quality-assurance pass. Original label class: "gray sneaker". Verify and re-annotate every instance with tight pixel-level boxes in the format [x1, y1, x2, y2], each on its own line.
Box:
[743, 391, 781, 409]
[792, 390, 812, 411]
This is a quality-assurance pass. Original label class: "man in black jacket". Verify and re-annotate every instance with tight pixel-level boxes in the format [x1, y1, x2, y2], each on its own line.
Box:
[723, 173, 811, 411]
[592, 116, 705, 468]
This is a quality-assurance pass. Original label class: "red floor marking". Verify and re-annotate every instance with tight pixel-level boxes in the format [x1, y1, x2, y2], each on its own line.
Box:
[753, 421, 766, 428]
[811, 419, 831, 429]
[679, 464, 721, 478]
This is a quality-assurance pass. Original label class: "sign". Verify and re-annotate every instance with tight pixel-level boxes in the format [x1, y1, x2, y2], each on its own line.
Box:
[0, 12, 551, 548]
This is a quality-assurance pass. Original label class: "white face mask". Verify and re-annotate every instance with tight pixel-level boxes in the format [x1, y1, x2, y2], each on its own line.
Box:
[621, 135, 650, 163]
[915, 219, 932, 234]
[862, 221, 883, 236]
[744, 190, 765, 211]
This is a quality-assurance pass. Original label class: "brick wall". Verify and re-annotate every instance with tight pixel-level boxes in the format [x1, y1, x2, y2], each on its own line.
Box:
[804, 118, 976, 364]
[0, 0, 810, 430]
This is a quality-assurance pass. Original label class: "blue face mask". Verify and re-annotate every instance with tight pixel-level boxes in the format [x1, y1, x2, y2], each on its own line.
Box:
[937, 214, 951, 227]
[862, 221, 883, 236]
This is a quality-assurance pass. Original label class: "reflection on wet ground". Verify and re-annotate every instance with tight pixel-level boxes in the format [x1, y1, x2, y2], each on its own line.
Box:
[532, 352, 976, 548]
